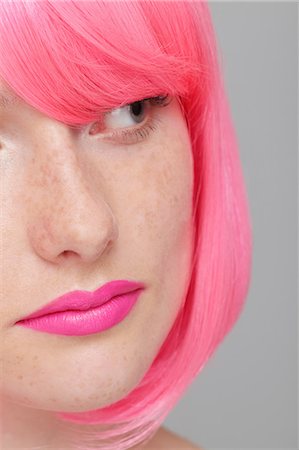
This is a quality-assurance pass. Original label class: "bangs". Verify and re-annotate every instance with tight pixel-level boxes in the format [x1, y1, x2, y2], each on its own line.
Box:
[0, 0, 207, 128]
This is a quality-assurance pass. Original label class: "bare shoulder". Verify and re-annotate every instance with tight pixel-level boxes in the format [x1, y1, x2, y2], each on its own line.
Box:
[146, 426, 203, 450]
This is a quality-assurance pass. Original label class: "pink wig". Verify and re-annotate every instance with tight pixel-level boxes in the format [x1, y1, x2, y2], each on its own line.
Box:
[0, 1, 253, 449]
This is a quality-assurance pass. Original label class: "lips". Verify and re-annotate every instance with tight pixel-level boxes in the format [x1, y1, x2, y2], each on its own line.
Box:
[15, 279, 146, 322]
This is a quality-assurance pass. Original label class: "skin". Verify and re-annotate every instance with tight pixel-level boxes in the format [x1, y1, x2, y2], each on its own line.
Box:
[0, 79, 198, 449]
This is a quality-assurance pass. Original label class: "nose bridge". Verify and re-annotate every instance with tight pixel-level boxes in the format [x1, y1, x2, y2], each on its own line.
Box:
[25, 134, 118, 264]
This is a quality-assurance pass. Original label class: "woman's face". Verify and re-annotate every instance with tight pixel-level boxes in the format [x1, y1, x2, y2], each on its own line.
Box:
[0, 82, 194, 413]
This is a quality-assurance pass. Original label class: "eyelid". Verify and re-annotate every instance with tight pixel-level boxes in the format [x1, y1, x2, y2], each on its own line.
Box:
[100, 115, 163, 145]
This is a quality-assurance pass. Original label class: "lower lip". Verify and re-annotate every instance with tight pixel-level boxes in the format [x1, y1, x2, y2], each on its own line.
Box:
[15, 290, 144, 336]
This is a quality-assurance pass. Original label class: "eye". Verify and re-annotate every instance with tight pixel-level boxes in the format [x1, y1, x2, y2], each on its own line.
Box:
[88, 94, 172, 145]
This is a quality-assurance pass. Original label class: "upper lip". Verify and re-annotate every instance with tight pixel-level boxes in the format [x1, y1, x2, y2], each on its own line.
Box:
[15, 280, 145, 322]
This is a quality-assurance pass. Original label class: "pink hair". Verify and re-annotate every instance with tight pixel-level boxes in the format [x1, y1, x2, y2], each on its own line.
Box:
[0, 1, 253, 449]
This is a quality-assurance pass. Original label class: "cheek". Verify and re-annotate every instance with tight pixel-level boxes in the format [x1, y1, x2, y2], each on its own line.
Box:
[122, 133, 195, 345]
[134, 134, 194, 265]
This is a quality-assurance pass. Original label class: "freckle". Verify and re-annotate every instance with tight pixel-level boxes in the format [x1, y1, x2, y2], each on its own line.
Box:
[29, 382, 33, 386]
[49, 397, 57, 403]
[33, 355, 38, 361]
[17, 375, 23, 380]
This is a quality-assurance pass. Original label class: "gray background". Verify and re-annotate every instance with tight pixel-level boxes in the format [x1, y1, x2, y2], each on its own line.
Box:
[164, 2, 298, 449]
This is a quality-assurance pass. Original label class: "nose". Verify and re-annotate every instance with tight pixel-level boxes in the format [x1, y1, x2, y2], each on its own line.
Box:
[25, 129, 119, 265]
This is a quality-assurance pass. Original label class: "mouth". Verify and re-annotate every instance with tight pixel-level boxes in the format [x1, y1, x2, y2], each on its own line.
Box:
[15, 279, 146, 322]
[15, 288, 145, 336]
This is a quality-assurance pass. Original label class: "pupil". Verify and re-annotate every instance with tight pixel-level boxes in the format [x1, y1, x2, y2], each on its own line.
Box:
[131, 101, 144, 123]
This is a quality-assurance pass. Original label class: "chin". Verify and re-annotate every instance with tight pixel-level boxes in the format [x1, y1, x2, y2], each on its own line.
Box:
[41, 363, 149, 413]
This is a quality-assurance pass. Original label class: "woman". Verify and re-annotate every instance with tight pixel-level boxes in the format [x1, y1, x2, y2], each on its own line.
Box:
[0, 1, 253, 449]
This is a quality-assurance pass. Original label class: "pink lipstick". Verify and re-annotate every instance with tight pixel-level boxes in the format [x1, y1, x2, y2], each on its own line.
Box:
[14, 280, 145, 336]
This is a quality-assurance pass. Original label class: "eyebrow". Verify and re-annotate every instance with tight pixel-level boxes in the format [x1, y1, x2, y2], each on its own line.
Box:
[0, 91, 20, 110]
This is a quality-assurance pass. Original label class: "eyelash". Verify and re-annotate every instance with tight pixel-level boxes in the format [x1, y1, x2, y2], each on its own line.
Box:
[88, 94, 172, 145]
